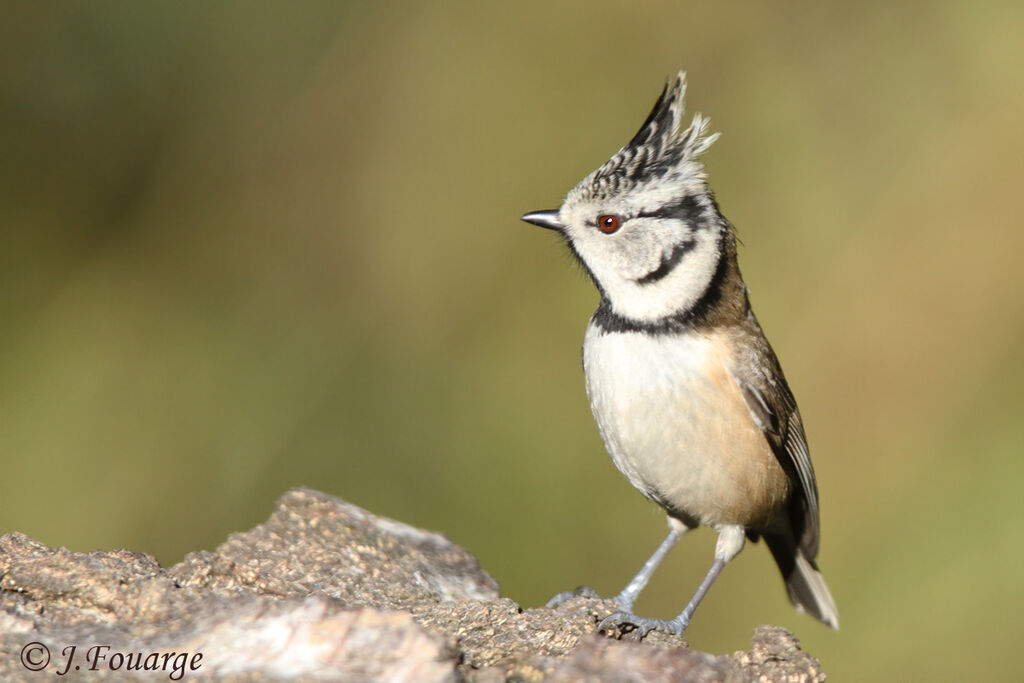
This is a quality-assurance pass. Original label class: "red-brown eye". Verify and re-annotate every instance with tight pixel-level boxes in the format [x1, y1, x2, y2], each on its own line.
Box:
[598, 215, 621, 234]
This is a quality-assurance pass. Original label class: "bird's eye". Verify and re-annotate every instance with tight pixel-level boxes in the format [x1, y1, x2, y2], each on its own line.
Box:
[598, 215, 621, 234]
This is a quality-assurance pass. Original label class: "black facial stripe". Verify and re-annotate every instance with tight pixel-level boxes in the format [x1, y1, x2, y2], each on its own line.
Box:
[636, 195, 703, 224]
[588, 195, 704, 232]
[635, 239, 695, 285]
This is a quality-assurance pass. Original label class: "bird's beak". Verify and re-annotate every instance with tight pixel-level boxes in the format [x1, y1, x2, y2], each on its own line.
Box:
[520, 210, 565, 232]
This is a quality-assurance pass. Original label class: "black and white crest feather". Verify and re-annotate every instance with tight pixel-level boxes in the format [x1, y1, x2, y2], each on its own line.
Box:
[569, 71, 720, 205]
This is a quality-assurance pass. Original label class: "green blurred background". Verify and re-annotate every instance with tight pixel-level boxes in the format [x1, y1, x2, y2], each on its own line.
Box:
[2, 1, 1021, 679]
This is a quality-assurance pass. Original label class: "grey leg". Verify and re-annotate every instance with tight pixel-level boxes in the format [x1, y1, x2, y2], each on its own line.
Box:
[613, 518, 690, 611]
[547, 517, 690, 609]
[599, 525, 746, 638]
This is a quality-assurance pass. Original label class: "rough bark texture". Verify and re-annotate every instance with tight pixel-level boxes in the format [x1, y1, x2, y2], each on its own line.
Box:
[0, 488, 826, 681]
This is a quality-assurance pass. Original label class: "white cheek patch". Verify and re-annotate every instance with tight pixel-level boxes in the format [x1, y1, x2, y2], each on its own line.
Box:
[612, 221, 685, 281]
[603, 231, 721, 322]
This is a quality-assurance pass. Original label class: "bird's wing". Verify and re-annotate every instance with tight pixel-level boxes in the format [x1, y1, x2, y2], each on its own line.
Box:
[735, 348, 820, 559]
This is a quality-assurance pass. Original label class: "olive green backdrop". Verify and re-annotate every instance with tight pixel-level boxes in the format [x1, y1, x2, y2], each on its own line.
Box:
[2, 2, 1021, 680]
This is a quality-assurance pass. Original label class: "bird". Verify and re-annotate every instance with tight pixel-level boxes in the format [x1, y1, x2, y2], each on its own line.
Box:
[520, 71, 838, 637]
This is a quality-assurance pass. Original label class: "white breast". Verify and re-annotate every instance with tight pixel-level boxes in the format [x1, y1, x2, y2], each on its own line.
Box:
[582, 322, 786, 528]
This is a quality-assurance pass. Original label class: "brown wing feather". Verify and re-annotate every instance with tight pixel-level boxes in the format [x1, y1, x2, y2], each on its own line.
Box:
[733, 325, 820, 559]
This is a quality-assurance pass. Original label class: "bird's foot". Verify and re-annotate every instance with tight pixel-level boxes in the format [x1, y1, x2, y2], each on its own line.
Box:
[596, 611, 688, 640]
[545, 585, 605, 609]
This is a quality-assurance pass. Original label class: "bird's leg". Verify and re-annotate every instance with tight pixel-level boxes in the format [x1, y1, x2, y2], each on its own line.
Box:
[599, 525, 745, 638]
[546, 517, 689, 609]
[612, 518, 690, 611]
[664, 526, 746, 632]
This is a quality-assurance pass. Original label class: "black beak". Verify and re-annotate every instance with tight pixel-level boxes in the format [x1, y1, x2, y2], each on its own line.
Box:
[520, 210, 565, 232]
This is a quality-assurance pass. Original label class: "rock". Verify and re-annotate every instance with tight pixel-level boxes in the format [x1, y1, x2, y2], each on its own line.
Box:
[733, 625, 827, 683]
[170, 488, 500, 607]
[0, 488, 826, 681]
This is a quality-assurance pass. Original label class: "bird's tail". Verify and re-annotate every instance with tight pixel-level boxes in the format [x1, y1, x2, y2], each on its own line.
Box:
[765, 533, 839, 630]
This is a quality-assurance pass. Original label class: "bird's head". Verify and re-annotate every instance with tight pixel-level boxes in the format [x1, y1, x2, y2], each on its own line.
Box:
[523, 72, 731, 325]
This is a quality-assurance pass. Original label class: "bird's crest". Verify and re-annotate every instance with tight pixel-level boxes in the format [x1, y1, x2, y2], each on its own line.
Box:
[571, 71, 720, 203]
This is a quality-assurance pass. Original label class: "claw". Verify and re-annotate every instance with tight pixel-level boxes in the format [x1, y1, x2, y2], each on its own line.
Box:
[597, 612, 639, 639]
[597, 611, 687, 639]
[546, 585, 604, 609]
